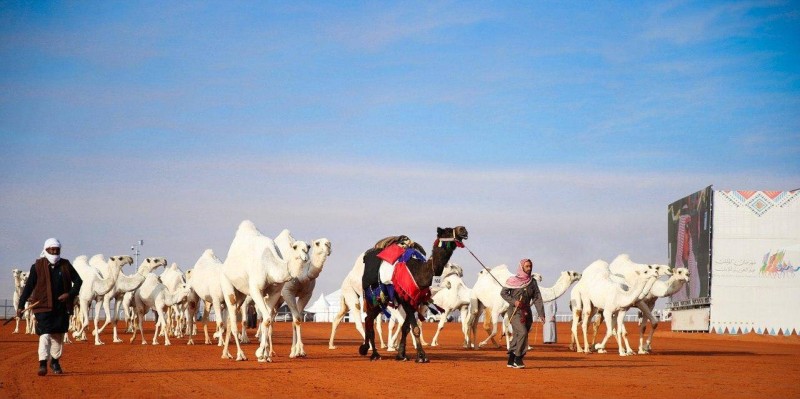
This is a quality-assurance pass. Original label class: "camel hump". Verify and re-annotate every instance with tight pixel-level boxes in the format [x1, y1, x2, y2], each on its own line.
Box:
[236, 220, 260, 236]
[374, 235, 402, 249]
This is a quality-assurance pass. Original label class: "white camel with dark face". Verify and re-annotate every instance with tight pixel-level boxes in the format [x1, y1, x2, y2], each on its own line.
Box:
[220, 220, 308, 362]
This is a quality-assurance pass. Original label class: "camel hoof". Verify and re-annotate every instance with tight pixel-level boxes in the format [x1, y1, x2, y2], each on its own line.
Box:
[329, 345, 337, 350]
[416, 356, 429, 363]
[237, 354, 247, 361]
[395, 355, 408, 362]
[113, 338, 123, 343]
[597, 349, 607, 354]
[370, 353, 382, 361]
[358, 344, 369, 356]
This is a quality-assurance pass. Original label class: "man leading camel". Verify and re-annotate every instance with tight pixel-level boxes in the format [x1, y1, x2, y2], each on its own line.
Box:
[17, 238, 83, 376]
[500, 258, 544, 369]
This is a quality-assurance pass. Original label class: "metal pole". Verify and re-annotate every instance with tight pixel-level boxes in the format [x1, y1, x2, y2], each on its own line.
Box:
[131, 239, 143, 267]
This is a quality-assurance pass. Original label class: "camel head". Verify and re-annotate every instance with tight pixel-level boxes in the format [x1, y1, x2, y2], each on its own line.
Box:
[430, 226, 468, 276]
[437, 226, 469, 244]
[19, 271, 29, 287]
[532, 272, 544, 283]
[651, 264, 672, 277]
[310, 238, 332, 267]
[138, 257, 168, 275]
[108, 255, 134, 269]
[636, 267, 660, 300]
[673, 267, 690, 282]
[171, 283, 193, 305]
[286, 240, 310, 279]
[563, 270, 582, 283]
[441, 262, 464, 278]
[12, 268, 21, 285]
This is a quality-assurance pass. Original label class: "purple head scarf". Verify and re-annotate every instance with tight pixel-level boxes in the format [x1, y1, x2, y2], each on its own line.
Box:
[505, 258, 533, 288]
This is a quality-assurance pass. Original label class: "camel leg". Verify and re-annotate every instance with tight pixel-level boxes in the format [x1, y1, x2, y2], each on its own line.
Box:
[431, 309, 450, 346]
[580, 307, 594, 353]
[417, 304, 429, 346]
[590, 313, 603, 349]
[405, 304, 428, 363]
[153, 309, 166, 345]
[111, 300, 124, 343]
[92, 300, 105, 345]
[295, 296, 310, 357]
[595, 309, 616, 353]
[395, 312, 410, 361]
[463, 301, 481, 349]
[613, 312, 635, 355]
[359, 305, 382, 361]
[638, 304, 659, 354]
[387, 312, 400, 351]
[74, 299, 90, 342]
[570, 302, 580, 352]
[479, 310, 502, 348]
[328, 301, 349, 349]
[221, 293, 245, 360]
[376, 315, 386, 349]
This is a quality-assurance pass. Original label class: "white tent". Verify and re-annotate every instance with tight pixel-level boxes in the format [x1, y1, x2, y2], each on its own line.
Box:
[306, 292, 332, 322]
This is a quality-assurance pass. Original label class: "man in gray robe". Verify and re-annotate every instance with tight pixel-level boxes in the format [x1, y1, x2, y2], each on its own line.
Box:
[543, 300, 557, 344]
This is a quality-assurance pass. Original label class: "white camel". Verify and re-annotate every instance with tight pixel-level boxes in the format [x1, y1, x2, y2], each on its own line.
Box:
[159, 262, 191, 340]
[130, 273, 192, 345]
[93, 256, 168, 344]
[71, 254, 133, 344]
[585, 254, 674, 354]
[186, 250, 229, 345]
[328, 250, 387, 350]
[634, 267, 690, 353]
[220, 220, 308, 362]
[11, 269, 26, 334]
[275, 231, 332, 358]
[429, 264, 472, 347]
[572, 259, 658, 356]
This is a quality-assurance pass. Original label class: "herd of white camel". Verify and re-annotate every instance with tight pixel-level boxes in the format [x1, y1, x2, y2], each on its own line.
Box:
[9, 220, 690, 361]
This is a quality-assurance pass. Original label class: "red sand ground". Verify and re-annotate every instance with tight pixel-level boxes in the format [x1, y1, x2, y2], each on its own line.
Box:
[1, 320, 798, 398]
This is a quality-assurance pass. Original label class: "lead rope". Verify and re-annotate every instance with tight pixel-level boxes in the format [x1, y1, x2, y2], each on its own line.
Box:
[462, 243, 504, 287]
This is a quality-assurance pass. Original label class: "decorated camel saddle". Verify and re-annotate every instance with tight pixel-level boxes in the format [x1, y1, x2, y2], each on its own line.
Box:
[362, 236, 427, 311]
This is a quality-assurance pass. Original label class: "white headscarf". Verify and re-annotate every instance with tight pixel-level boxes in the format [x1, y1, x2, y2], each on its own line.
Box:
[41, 238, 61, 264]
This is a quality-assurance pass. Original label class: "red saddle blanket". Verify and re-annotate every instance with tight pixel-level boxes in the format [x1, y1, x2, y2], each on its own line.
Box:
[391, 262, 431, 308]
[377, 244, 405, 264]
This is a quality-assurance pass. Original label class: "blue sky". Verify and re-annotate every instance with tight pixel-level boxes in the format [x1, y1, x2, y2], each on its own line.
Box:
[1, 1, 798, 308]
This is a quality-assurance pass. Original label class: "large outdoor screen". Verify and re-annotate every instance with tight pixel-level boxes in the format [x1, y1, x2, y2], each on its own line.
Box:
[668, 186, 712, 303]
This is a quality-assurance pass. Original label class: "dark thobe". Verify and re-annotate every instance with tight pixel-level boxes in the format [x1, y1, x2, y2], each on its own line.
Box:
[18, 259, 82, 335]
[501, 281, 545, 357]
